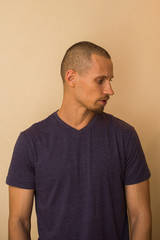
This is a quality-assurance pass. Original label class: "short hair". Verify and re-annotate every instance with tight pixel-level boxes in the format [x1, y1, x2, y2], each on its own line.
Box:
[60, 41, 111, 82]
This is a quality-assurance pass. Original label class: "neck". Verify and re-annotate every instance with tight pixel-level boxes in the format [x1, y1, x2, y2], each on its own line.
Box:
[57, 95, 95, 130]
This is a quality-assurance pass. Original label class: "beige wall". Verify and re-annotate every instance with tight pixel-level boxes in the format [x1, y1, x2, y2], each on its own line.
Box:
[0, 0, 160, 239]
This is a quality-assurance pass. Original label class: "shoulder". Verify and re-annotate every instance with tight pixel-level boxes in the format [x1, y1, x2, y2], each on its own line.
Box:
[20, 112, 58, 140]
[101, 112, 134, 134]
[99, 112, 141, 148]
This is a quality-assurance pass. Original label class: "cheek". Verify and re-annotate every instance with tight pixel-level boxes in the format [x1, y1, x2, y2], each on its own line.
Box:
[77, 82, 90, 98]
[74, 85, 88, 103]
[75, 80, 100, 103]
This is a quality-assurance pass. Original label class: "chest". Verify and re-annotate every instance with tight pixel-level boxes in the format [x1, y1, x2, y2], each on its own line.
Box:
[34, 130, 126, 192]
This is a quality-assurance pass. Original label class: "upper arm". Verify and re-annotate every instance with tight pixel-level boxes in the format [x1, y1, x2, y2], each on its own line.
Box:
[125, 180, 151, 225]
[9, 186, 34, 222]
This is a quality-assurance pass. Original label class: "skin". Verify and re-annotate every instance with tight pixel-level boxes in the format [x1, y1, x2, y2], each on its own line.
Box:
[8, 54, 152, 239]
[58, 54, 114, 130]
[8, 187, 34, 240]
[126, 180, 152, 240]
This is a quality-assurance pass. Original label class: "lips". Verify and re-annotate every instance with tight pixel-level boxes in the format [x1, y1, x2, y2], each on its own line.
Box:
[100, 97, 109, 101]
[98, 97, 109, 105]
[98, 99, 107, 105]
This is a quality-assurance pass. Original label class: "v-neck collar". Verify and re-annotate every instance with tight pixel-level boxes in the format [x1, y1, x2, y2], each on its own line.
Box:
[53, 110, 99, 134]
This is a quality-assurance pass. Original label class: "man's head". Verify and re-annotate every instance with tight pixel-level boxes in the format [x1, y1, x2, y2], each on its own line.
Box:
[60, 41, 114, 113]
[60, 41, 111, 83]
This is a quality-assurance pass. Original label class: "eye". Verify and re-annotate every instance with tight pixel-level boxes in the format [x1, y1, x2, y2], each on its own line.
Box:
[97, 79, 104, 84]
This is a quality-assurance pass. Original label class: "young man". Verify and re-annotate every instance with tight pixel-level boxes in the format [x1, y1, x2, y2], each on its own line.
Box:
[6, 41, 152, 240]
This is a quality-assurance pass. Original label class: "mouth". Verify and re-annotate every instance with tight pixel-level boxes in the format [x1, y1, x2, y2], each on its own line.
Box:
[98, 97, 109, 105]
[98, 99, 108, 105]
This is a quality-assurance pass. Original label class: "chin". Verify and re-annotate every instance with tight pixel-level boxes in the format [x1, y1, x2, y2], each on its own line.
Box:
[92, 106, 104, 113]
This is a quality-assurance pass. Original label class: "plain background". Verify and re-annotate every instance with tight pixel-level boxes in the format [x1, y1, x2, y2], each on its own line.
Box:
[0, 0, 160, 239]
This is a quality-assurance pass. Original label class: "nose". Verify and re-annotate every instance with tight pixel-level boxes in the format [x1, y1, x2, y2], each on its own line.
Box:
[103, 81, 114, 96]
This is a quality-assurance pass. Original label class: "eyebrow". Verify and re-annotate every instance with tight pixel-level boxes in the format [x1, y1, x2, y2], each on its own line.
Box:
[96, 75, 114, 79]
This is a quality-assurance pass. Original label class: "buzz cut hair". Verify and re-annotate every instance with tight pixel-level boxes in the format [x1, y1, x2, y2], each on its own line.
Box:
[60, 41, 111, 83]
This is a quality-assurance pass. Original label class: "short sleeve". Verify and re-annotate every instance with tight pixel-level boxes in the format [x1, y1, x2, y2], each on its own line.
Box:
[6, 132, 35, 189]
[124, 128, 151, 185]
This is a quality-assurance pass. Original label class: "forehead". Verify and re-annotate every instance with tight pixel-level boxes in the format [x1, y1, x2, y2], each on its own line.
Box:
[78, 54, 113, 79]
[87, 54, 113, 76]
[91, 54, 113, 68]
[77, 54, 113, 80]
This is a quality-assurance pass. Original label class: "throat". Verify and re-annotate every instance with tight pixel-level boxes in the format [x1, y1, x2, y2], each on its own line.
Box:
[57, 109, 96, 130]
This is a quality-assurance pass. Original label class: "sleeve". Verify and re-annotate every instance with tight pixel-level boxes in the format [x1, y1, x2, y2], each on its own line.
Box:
[124, 127, 151, 185]
[6, 132, 35, 189]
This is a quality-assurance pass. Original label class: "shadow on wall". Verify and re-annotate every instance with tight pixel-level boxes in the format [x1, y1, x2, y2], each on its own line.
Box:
[146, 132, 160, 239]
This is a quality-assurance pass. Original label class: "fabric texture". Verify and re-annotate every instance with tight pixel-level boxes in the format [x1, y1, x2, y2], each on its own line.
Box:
[6, 111, 151, 240]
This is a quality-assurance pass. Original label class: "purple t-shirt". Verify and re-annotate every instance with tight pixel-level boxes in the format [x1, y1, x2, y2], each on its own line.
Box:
[6, 111, 150, 240]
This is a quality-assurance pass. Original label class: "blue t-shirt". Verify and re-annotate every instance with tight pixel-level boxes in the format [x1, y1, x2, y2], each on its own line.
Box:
[6, 111, 151, 240]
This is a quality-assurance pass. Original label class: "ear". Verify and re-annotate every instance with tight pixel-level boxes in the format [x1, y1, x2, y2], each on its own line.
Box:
[65, 70, 77, 87]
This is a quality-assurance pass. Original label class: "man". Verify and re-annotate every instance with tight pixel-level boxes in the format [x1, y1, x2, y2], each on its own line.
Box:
[6, 41, 152, 240]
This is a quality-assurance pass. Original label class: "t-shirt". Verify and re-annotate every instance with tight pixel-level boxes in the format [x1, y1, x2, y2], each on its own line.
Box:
[6, 111, 151, 240]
